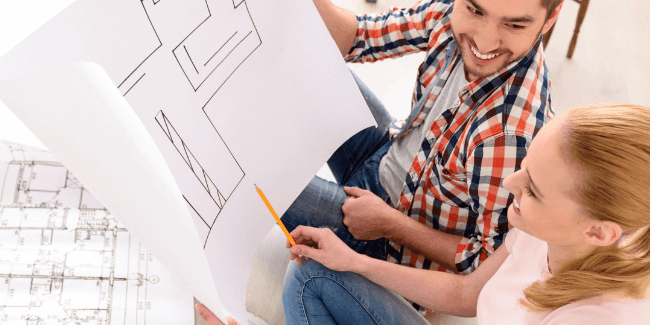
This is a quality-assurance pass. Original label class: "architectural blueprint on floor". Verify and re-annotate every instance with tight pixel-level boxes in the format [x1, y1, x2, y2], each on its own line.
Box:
[0, 140, 193, 325]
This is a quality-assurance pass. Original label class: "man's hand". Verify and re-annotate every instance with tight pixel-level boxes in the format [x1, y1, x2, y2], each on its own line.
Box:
[195, 304, 242, 325]
[341, 186, 395, 240]
[288, 226, 363, 273]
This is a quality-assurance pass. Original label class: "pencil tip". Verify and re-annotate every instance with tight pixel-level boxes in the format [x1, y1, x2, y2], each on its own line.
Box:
[254, 184, 259, 190]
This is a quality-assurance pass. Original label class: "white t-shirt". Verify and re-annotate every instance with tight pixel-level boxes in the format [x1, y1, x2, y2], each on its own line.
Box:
[378, 62, 467, 205]
[477, 228, 650, 324]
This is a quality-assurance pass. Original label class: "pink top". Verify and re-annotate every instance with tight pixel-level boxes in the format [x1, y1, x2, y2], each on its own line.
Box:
[477, 228, 650, 324]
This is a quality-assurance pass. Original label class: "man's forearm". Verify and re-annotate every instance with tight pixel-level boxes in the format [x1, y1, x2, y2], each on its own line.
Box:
[312, 0, 358, 56]
[385, 209, 463, 272]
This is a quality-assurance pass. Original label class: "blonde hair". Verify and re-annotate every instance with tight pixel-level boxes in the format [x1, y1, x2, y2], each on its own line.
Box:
[522, 103, 650, 311]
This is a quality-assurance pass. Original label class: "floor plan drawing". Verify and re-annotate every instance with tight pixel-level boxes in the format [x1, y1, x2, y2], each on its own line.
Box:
[0, 141, 193, 325]
[117, 0, 261, 105]
[155, 111, 244, 246]
[170, 3, 259, 94]
[0, 0, 260, 247]
[0, 0, 377, 319]
[113, 0, 258, 242]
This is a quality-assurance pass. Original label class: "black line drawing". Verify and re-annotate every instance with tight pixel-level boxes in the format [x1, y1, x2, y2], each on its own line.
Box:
[183, 45, 199, 74]
[40, 0, 262, 248]
[119, 0, 262, 99]
[123, 73, 146, 97]
[200, 1, 261, 109]
[204, 32, 238, 67]
[0, 141, 192, 324]
[116, 0, 163, 94]
[0, 158, 103, 211]
[110, 0, 260, 248]
[155, 111, 245, 247]
[171, 1, 261, 93]
[232, 0, 246, 9]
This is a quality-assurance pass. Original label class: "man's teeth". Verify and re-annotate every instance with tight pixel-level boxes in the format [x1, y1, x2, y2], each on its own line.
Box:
[471, 46, 499, 60]
[514, 198, 520, 209]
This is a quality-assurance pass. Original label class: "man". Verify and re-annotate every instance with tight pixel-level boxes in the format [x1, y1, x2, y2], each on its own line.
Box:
[280, 0, 562, 311]
[197, 0, 563, 323]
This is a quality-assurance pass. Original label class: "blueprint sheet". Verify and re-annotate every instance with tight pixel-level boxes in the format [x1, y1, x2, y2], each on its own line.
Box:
[0, 140, 194, 324]
[0, 0, 375, 322]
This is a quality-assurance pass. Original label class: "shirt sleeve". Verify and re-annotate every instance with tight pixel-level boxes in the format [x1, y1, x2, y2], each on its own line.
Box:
[456, 134, 530, 274]
[344, 0, 450, 63]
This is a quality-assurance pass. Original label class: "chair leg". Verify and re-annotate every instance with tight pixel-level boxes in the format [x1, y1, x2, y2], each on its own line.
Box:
[567, 0, 590, 58]
[542, 22, 556, 50]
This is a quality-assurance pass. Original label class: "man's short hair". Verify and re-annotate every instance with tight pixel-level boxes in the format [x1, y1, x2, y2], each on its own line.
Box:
[541, 0, 563, 20]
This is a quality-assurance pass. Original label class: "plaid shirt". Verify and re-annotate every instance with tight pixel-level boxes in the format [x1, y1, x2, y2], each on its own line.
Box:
[345, 0, 554, 276]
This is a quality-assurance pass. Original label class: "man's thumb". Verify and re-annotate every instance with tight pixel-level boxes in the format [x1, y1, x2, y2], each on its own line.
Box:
[344, 186, 364, 197]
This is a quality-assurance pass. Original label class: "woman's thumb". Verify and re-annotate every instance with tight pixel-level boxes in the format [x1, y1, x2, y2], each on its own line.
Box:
[291, 244, 317, 259]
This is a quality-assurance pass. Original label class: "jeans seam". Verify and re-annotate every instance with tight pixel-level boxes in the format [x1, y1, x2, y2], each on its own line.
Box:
[345, 164, 367, 188]
[300, 275, 381, 325]
[300, 282, 309, 325]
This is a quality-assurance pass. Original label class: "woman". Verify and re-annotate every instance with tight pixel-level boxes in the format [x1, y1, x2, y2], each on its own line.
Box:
[199, 103, 650, 324]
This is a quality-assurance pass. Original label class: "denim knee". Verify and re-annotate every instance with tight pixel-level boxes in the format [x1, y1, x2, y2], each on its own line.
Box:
[283, 260, 320, 298]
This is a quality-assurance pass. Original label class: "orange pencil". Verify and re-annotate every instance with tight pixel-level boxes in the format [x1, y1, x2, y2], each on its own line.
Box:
[255, 184, 296, 246]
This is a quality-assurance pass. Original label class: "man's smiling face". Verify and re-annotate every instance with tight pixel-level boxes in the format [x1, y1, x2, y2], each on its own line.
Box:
[450, 0, 560, 82]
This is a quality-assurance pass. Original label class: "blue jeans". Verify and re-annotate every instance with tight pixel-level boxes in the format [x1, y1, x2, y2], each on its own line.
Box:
[280, 72, 428, 324]
[282, 259, 430, 325]
[280, 71, 394, 260]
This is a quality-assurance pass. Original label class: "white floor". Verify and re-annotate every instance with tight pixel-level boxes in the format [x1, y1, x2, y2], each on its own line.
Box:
[338, 0, 650, 120]
[243, 1, 650, 325]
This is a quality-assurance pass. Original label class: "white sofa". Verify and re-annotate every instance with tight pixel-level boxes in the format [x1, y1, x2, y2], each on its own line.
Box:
[243, 226, 478, 325]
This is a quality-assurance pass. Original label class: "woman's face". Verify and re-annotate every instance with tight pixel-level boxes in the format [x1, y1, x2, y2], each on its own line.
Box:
[503, 115, 592, 246]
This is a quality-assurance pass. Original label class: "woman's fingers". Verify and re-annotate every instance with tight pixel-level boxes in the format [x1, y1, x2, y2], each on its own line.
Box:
[195, 304, 243, 325]
[196, 304, 223, 325]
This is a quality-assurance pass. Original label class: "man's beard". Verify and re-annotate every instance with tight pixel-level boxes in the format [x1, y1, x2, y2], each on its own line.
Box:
[453, 30, 542, 80]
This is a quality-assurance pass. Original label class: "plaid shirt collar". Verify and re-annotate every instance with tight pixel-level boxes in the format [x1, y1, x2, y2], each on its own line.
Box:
[394, 3, 544, 138]
[463, 36, 543, 106]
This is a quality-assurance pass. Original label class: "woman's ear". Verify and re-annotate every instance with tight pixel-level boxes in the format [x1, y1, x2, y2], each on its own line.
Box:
[583, 221, 623, 247]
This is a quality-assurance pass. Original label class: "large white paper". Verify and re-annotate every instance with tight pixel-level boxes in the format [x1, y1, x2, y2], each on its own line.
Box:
[0, 0, 376, 322]
[0, 140, 194, 324]
[0, 62, 223, 319]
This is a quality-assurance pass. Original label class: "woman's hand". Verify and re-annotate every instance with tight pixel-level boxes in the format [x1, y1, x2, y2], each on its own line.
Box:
[195, 304, 242, 325]
[287, 225, 362, 272]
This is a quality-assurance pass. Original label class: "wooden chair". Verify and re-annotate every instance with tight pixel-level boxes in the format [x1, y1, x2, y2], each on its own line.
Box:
[542, 0, 590, 58]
